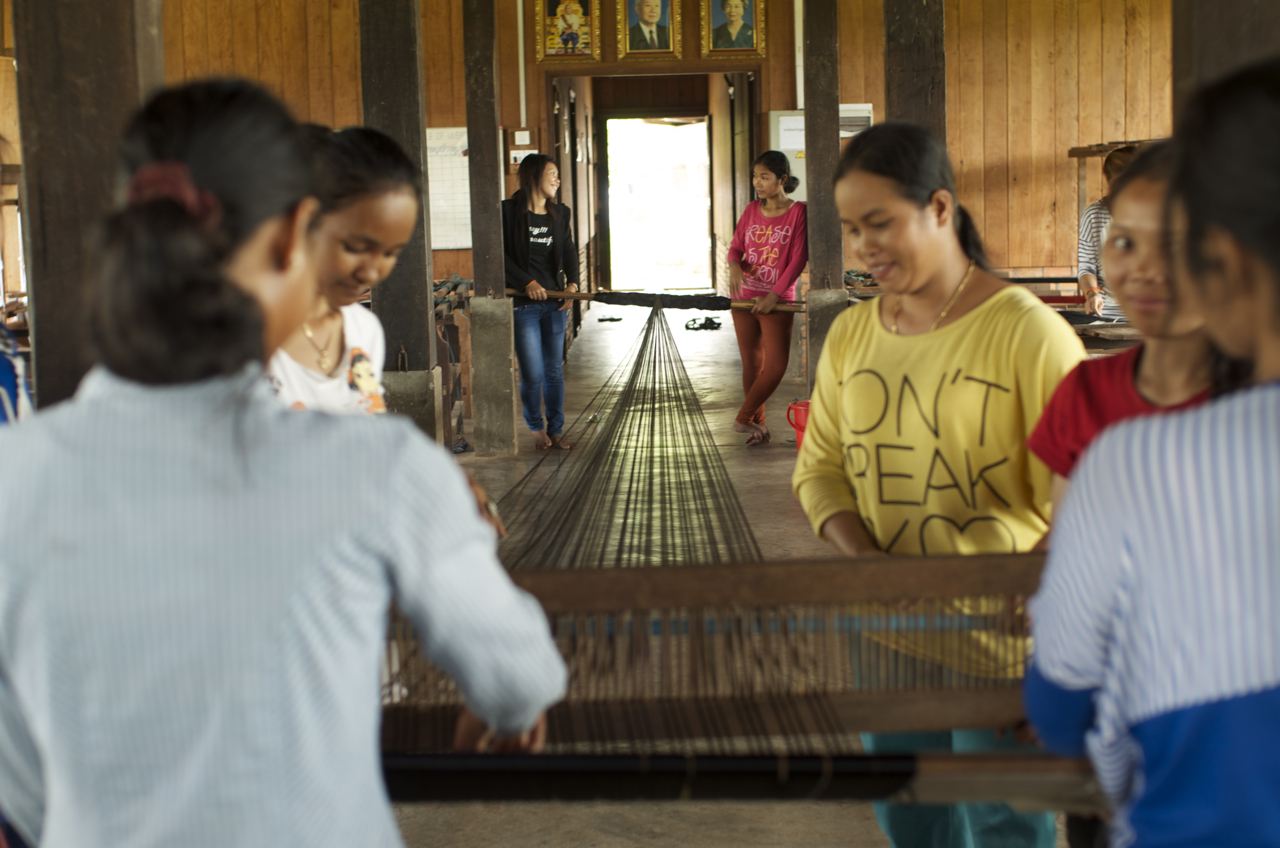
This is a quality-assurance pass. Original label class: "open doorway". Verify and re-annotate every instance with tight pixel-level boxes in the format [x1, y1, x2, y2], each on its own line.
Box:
[605, 118, 711, 292]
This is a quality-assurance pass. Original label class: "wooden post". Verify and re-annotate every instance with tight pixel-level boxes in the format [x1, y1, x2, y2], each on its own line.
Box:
[1173, 0, 1280, 118]
[12, 0, 163, 406]
[463, 0, 519, 454]
[802, 0, 845, 389]
[883, 0, 946, 141]
[359, 0, 443, 442]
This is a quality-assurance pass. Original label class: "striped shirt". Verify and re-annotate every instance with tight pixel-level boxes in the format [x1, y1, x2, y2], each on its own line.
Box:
[1077, 199, 1126, 322]
[1027, 384, 1280, 847]
[0, 366, 566, 848]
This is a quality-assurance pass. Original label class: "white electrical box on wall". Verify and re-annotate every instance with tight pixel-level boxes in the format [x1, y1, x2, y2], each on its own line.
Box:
[767, 104, 875, 204]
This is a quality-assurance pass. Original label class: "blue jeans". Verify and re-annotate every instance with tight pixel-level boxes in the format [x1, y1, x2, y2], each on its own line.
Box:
[513, 300, 568, 435]
[861, 729, 1058, 848]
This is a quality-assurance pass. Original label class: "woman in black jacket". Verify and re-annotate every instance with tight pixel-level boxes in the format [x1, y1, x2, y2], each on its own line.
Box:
[502, 153, 580, 450]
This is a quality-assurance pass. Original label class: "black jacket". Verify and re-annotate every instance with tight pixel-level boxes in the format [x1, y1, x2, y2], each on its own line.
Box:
[502, 196, 579, 303]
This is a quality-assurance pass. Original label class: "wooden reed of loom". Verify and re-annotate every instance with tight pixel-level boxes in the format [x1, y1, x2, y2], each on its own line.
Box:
[501, 287, 807, 312]
[382, 553, 1046, 758]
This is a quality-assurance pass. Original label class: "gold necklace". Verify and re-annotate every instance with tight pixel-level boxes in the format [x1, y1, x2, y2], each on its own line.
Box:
[890, 260, 976, 335]
[301, 318, 337, 373]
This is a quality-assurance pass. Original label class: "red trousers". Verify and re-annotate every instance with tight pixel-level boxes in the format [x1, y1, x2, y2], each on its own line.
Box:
[731, 309, 794, 425]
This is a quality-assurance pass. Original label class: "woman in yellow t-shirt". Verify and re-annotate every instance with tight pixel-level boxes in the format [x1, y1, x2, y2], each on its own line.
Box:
[793, 123, 1084, 848]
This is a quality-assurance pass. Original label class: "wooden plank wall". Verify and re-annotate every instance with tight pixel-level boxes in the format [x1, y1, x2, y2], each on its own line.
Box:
[154, 0, 1170, 278]
[944, 0, 1173, 274]
[162, 0, 363, 128]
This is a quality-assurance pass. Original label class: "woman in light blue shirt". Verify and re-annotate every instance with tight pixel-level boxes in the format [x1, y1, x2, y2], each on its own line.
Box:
[0, 80, 565, 848]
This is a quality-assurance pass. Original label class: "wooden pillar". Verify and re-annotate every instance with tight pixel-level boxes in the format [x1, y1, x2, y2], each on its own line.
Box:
[463, 0, 519, 454]
[359, 0, 443, 442]
[12, 0, 163, 406]
[1173, 0, 1280, 118]
[802, 0, 845, 389]
[883, 0, 946, 141]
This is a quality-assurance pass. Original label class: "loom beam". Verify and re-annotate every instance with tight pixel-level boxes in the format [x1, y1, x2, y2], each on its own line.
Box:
[381, 752, 1104, 811]
[512, 553, 1046, 613]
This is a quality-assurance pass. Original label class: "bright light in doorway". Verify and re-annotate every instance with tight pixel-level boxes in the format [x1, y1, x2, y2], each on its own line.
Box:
[607, 118, 711, 292]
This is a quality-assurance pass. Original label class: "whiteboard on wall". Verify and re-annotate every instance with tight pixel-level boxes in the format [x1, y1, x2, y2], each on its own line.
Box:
[426, 127, 472, 250]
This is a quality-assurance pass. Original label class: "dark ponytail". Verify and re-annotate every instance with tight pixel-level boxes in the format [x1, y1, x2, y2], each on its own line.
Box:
[835, 122, 991, 271]
[90, 80, 313, 385]
[753, 150, 800, 194]
[301, 124, 422, 215]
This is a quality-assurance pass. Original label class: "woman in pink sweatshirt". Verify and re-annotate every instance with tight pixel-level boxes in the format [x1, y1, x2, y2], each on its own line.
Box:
[727, 150, 808, 445]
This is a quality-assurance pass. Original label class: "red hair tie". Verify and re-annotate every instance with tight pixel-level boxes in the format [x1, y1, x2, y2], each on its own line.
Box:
[126, 161, 221, 230]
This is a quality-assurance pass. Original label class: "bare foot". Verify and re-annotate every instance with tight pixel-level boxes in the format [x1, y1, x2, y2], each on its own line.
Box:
[733, 419, 768, 445]
[549, 434, 576, 450]
[532, 430, 553, 450]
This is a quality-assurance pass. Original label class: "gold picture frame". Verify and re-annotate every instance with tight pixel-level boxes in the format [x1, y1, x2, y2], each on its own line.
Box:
[701, 0, 765, 58]
[536, 0, 602, 63]
[617, 0, 683, 61]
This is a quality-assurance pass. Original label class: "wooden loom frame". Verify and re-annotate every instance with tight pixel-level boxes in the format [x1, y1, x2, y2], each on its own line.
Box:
[383, 552, 1105, 810]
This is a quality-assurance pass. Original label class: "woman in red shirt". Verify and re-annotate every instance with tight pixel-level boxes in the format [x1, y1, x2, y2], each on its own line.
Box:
[1030, 143, 1246, 521]
[727, 151, 808, 445]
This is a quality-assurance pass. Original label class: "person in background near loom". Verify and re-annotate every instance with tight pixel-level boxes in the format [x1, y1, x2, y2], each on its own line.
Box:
[503, 153, 580, 450]
[268, 125, 416, 415]
[1027, 58, 1280, 848]
[1027, 142, 1246, 848]
[728, 150, 808, 445]
[1077, 145, 1137, 320]
[793, 123, 1084, 848]
[0, 80, 565, 848]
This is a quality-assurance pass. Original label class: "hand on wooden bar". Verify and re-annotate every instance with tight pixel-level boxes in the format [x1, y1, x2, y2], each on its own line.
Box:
[558, 283, 577, 311]
[452, 708, 549, 754]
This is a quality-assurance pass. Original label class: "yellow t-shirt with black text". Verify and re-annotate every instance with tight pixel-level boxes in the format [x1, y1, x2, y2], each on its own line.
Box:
[792, 286, 1085, 677]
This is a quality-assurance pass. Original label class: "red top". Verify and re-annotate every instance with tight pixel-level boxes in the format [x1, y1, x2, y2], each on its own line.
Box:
[727, 200, 808, 300]
[1028, 344, 1212, 478]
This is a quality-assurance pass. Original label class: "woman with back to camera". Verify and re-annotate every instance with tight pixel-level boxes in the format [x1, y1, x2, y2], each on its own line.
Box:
[0, 80, 565, 848]
[1028, 58, 1280, 848]
[727, 150, 808, 445]
[792, 123, 1084, 848]
[269, 125, 418, 415]
[502, 153, 579, 451]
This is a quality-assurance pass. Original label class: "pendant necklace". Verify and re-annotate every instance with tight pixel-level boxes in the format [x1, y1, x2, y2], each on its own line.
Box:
[301, 319, 337, 373]
[891, 260, 976, 335]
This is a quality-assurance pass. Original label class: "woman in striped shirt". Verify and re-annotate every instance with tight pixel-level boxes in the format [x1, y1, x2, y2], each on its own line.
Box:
[0, 80, 565, 848]
[1077, 145, 1136, 321]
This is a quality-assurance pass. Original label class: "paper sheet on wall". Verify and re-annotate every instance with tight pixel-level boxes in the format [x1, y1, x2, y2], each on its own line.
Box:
[778, 115, 806, 150]
[426, 127, 472, 250]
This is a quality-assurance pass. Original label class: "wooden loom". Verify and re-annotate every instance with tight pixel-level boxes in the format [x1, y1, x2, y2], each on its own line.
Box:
[380, 302, 1101, 808]
[380, 553, 1104, 810]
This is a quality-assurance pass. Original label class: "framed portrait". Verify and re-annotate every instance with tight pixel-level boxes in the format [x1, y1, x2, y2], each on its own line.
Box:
[617, 0, 683, 61]
[536, 0, 601, 63]
[701, 0, 765, 58]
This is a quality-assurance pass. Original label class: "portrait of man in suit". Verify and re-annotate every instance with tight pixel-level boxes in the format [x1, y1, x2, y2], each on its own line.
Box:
[628, 0, 670, 51]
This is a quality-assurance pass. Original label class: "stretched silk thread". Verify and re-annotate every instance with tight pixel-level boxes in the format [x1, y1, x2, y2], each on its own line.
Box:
[381, 301, 1029, 756]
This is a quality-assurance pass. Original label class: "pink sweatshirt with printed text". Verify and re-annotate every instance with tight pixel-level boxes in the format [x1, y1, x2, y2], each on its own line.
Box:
[727, 200, 808, 301]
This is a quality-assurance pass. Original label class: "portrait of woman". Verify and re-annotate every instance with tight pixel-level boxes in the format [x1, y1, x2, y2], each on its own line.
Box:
[712, 0, 753, 49]
[702, 0, 764, 57]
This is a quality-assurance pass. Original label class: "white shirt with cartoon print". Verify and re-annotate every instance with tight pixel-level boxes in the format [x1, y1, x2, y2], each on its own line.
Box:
[267, 303, 387, 415]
